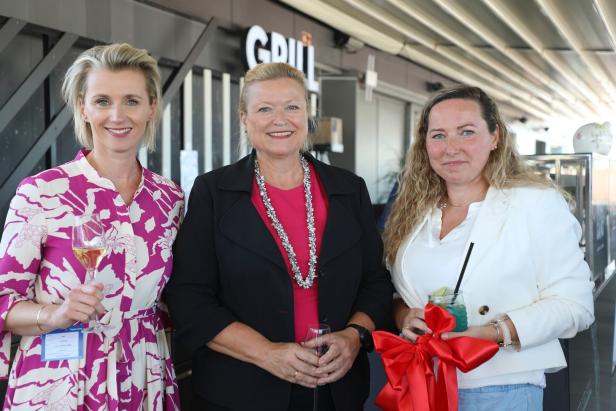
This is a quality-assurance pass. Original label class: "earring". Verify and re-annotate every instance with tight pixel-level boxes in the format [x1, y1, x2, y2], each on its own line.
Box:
[492, 144, 497, 151]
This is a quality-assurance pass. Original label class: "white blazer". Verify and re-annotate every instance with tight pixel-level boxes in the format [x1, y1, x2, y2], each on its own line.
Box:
[392, 186, 595, 378]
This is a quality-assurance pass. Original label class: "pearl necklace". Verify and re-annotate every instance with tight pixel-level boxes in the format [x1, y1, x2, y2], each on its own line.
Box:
[254, 156, 317, 289]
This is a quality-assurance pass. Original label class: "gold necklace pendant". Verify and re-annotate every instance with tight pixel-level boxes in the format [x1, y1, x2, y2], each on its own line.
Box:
[441, 188, 489, 209]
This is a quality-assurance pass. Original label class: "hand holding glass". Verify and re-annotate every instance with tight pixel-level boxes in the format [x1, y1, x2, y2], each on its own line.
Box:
[305, 323, 331, 356]
[304, 324, 330, 411]
[429, 291, 468, 332]
[72, 214, 107, 331]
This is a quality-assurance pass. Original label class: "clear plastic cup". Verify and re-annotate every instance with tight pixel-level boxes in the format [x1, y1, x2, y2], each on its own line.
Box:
[429, 292, 468, 332]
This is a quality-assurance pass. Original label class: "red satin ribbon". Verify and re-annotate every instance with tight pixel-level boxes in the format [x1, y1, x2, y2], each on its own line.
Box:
[373, 304, 499, 411]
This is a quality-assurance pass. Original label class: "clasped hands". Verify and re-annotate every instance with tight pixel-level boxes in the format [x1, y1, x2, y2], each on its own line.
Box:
[265, 328, 360, 388]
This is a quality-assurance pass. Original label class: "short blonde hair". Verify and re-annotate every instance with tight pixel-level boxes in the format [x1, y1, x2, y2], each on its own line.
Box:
[239, 62, 312, 152]
[61, 43, 162, 151]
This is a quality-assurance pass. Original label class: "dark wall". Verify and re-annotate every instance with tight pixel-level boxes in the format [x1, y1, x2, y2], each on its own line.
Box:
[320, 78, 357, 172]
[0, 36, 244, 232]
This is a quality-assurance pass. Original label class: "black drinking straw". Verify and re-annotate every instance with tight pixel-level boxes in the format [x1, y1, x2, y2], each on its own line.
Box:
[453, 242, 474, 303]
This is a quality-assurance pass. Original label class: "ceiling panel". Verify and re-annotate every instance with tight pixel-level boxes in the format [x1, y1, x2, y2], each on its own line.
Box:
[596, 51, 616, 84]
[499, 0, 570, 49]
[453, 0, 531, 48]
[543, 0, 614, 50]
[281, 0, 616, 125]
[400, 0, 492, 47]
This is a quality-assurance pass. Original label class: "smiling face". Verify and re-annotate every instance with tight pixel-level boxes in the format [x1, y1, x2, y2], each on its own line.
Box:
[80, 68, 155, 156]
[240, 77, 308, 161]
[425, 98, 498, 189]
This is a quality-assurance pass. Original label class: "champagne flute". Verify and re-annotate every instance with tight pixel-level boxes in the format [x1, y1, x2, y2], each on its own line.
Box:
[304, 323, 331, 411]
[72, 213, 107, 332]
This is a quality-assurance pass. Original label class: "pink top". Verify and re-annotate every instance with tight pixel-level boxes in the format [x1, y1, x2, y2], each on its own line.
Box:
[251, 162, 328, 342]
[0, 150, 184, 410]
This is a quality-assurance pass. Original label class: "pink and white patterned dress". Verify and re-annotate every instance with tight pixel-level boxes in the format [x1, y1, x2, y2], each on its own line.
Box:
[0, 150, 184, 410]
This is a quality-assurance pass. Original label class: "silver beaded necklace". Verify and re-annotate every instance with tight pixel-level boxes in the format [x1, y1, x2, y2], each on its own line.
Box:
[254, 155, 317, 289]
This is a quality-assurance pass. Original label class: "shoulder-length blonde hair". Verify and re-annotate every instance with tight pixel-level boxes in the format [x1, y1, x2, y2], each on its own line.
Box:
[383, 85, 552, 265]
[61, 43, 162, 151]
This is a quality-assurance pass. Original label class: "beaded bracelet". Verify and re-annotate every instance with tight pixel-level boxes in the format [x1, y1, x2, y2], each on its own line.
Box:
[35, 305, 48, 333]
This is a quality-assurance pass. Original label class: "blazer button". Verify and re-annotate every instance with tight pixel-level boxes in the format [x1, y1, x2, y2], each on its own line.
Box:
[319, 269, 326, 278]
[478, 305, 490, 315]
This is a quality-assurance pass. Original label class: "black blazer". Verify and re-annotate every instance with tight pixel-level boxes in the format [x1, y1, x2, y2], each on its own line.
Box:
[166, 152, 393, 411]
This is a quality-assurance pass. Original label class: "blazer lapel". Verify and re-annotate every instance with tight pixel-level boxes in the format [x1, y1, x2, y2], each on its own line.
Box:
[219, 196, 287, 271]
[307, 155, 360, 268]
[217, 152, 286, 271]
[216, 152, 364, 273]
[457, 187, 510, 289]
[319, 197, 361, 268]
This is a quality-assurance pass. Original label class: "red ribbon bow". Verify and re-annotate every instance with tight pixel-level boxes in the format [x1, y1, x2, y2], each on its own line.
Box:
[373, 304, 499, 411]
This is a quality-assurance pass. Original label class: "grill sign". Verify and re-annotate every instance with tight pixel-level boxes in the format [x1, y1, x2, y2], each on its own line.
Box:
[243, 25, 319, 93]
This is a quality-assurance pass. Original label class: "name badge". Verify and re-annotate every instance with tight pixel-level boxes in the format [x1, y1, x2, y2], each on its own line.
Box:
[41, 325, 84, 361]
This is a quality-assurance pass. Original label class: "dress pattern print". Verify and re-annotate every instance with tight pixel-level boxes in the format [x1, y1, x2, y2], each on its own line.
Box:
[0, 150, 184, 410]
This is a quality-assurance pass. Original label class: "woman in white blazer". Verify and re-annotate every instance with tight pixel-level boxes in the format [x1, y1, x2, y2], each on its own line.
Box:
[382, 85, 594, 410]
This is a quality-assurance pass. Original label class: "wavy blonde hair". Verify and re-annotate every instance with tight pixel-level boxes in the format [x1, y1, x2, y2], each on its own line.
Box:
[383, 85, 552, 264]
[61, 43, 162, 151]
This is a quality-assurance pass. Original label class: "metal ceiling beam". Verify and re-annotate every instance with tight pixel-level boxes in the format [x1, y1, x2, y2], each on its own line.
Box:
[0, 18, 26, 54]
[383, 0, 577, 118]
[280, 0, 550, 121]
[0, 32, 77, 135]
[399, 44, 550, 120]
[162, 17, 218, 108]
[341, 0, 554, 118]
[594, 0, 616, 51]
[0, 106, 71, 203]
[280, 0, 405, 54]
[434, 0, 597, 119]
[535, 0, 616, 110]
[482, 0, 606, 117]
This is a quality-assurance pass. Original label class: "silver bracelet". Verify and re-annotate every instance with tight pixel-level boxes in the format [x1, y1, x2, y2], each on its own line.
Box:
[495, 316, 519, 351]
[496, 319, 511, 347]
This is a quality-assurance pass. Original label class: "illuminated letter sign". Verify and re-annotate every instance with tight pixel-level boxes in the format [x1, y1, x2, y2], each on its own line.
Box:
[243, 25, 319, 93]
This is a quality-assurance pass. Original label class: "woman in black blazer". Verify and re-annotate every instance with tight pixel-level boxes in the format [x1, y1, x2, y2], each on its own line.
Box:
[166, 62, 392, 411]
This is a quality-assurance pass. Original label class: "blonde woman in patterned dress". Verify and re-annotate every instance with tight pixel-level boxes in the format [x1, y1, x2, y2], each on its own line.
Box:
[0, 43, 183, 410]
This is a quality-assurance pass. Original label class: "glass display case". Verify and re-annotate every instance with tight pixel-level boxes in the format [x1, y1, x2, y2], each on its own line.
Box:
[525, 153, 616, 410]
[524, 153, 616, 289]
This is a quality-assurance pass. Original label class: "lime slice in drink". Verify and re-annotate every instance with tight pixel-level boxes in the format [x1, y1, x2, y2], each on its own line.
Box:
[432, 286, 452, 297]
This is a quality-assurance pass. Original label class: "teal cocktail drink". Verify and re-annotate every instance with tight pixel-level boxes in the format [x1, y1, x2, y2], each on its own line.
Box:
[429, 292, 468, 332]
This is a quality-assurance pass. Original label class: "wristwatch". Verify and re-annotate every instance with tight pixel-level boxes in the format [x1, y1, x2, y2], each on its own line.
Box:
[346, 323, 374, 352]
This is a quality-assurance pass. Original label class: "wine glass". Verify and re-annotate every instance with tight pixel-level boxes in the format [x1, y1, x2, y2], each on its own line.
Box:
[304, 323, 331, 411]
[72, 213, 107, 331]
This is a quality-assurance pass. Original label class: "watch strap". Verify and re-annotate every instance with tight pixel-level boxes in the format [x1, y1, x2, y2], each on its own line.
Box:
[346, 323, 374, 352]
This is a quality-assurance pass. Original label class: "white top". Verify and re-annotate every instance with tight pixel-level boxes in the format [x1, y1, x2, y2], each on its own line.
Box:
[395, 188, 591, 388]
[401, 202, 545, 388]
[402, 202, 481, 301]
